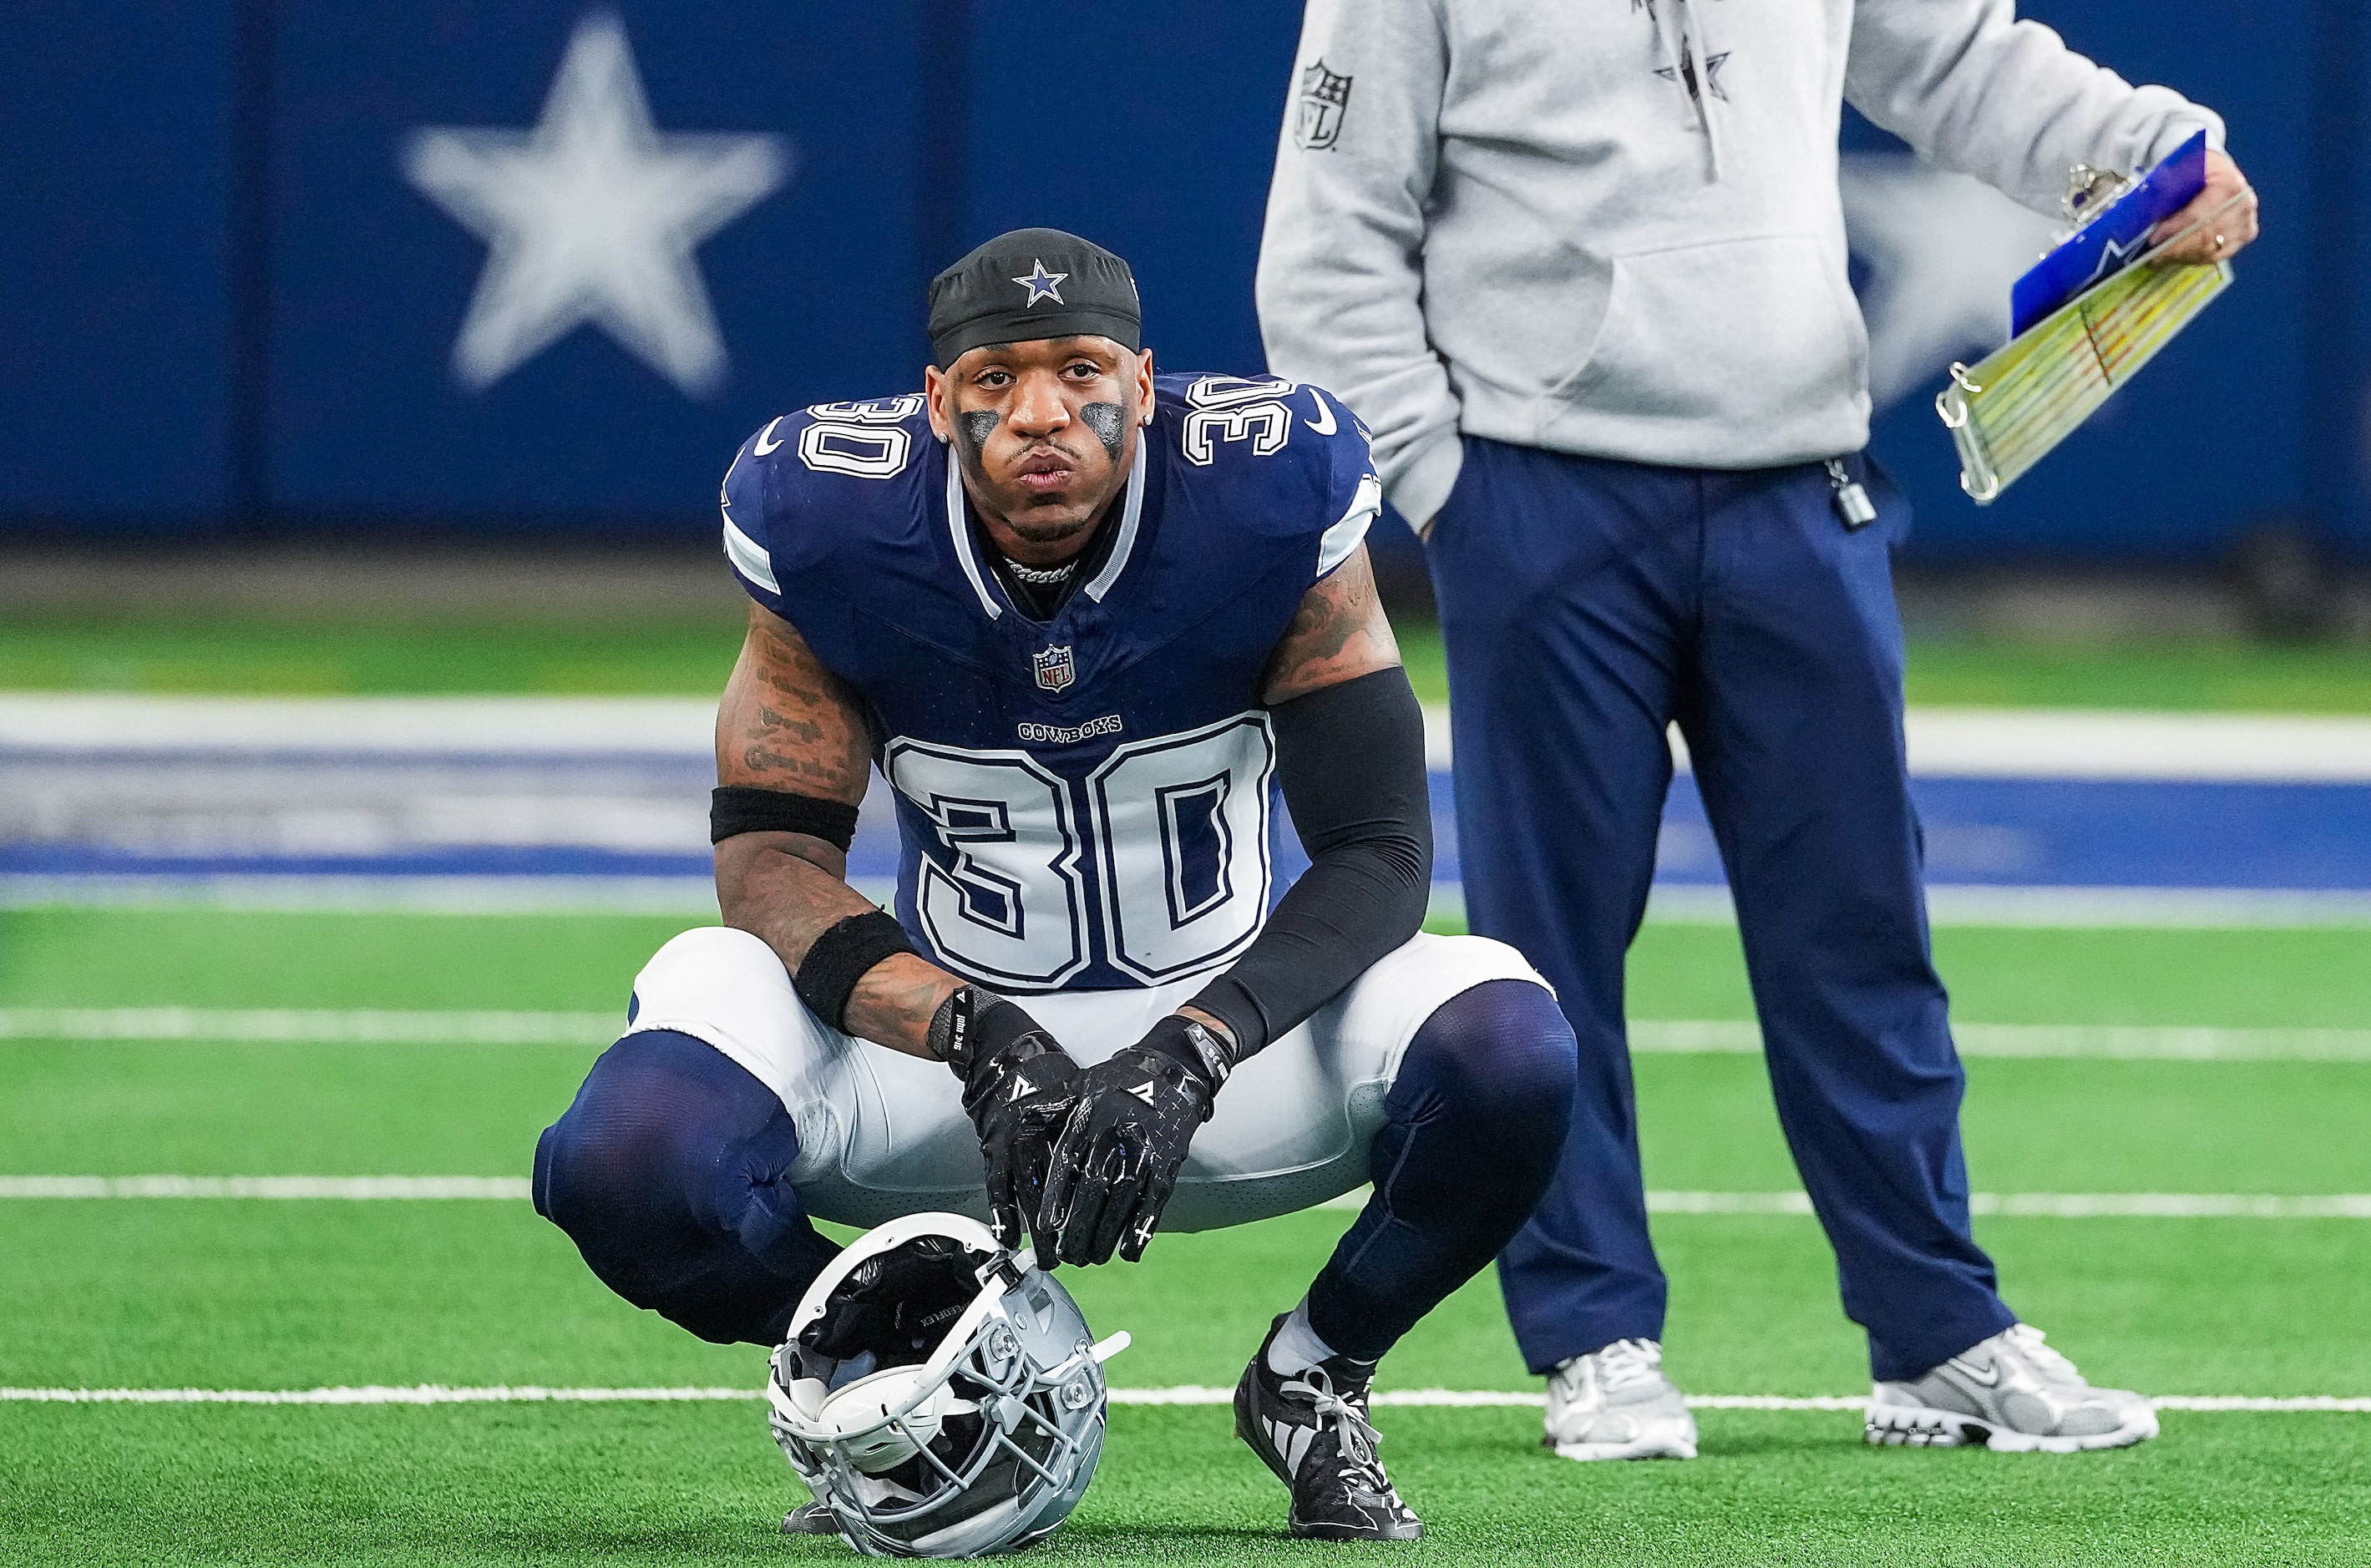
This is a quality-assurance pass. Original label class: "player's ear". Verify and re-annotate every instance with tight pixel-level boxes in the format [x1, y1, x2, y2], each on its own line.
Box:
[923, 364, 951, 443]
[1132, 346, 1155, 426]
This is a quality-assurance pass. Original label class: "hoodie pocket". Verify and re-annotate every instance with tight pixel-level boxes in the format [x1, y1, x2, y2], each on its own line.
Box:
[1541, 234, 1864, 433]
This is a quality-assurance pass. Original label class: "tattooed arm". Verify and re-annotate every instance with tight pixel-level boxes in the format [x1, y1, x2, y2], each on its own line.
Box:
[1259, 543, 1402, 704]
[714, 601, 961, 1059]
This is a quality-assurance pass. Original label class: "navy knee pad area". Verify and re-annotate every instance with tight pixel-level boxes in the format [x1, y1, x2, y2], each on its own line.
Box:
[534, 1029, 838, 1346]
[1308, 980, 1578, 1360]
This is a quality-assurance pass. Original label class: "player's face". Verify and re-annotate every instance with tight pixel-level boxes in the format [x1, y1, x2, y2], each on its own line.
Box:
[927, 336, 1154, 562]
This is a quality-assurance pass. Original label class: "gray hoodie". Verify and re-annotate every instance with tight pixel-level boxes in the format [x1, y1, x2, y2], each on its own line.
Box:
[1256, 0, 2224, 527]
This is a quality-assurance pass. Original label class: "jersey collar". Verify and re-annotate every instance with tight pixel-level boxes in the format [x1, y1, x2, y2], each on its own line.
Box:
[944, 436, 1148, 621]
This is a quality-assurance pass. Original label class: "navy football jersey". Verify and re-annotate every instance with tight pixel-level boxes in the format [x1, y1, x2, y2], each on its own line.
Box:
[720, 374, 1381, 994]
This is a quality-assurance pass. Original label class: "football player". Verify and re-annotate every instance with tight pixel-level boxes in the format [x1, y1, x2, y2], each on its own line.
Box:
[533, 229, 1580, 1541]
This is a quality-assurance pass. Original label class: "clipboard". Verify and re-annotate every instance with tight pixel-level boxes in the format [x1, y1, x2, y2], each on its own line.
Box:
[1934, 135, 2240, 503]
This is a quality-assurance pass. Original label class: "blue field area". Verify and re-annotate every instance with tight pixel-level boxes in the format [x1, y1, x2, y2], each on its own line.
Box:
[8, 741, 2371, 905]
[1651, 776, 2371, 893]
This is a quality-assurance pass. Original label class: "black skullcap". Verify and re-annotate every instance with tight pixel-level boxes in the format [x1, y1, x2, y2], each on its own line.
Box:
[927, 227, 1141, 367]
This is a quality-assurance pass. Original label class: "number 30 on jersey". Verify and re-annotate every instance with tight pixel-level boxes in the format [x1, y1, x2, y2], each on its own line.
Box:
[884, 715, 1275, 988]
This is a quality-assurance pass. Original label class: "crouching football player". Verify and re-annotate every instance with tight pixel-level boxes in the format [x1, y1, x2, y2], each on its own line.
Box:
[532, 229, 1580, 1540]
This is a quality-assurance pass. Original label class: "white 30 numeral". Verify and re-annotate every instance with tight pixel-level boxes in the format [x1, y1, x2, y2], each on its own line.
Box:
[798, 395, 924, 478]
[1180, 375, 1295, 467]
[799, 423, 912, 478]
[1091, 716, 1274, 980]
[886, 716, 1275, 988]
[887, 741, 1089, 988]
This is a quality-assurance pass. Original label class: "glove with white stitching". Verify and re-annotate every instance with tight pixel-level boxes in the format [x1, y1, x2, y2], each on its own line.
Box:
[1039, 1015, 1228, 1266]
[928, 986, 1084, 1261]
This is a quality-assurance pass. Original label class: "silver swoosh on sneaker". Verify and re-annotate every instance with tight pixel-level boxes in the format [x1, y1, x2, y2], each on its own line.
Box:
[1947, 1356, 2004, 1388]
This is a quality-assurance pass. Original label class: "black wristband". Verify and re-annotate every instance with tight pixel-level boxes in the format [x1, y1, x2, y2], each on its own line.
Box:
[793, 911, 916, 1032]
[711, 787, 860, 850]
[1133, 1014, 1233, 1095]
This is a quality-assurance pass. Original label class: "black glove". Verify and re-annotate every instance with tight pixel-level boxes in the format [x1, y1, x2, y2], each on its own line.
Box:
[928, 986, 1084, 1257]
[1040, 1014, 1229, 1267]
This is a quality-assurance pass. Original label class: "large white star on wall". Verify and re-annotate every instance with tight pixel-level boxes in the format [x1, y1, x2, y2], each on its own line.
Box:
[402, 10, 791, 397]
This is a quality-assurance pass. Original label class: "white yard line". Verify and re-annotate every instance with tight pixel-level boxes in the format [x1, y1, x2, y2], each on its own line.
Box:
[1626, 1019, 2371, 1062]
[9, 1008, 2368, 1061]
[0, 1008, 624, 1044]
[5, 1176, 2366, 1217]
[0, 1384, 2362, 1412]
[1640, 1191, 2371, 1219]
[0, 1176, 531, 1199]
[1310, 1188, 2371, 1218]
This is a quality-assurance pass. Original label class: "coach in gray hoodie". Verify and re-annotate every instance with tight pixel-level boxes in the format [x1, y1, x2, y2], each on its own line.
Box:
[1259, 0, 2255, 1459]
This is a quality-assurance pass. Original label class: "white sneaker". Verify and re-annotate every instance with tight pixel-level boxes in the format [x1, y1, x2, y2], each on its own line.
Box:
[1867, 1323, 2159, 1454]
[1543, 1338, 1699, 1461]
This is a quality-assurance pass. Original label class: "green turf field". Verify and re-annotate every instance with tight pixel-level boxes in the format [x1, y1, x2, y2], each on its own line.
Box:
[11, 609, 2371, 712]
[3, 908, 2367, 1565]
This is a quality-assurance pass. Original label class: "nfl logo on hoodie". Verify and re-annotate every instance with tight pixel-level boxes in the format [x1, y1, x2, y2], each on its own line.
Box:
[1033, 644, 1076, 693]
[1294, 61, 1352, 150]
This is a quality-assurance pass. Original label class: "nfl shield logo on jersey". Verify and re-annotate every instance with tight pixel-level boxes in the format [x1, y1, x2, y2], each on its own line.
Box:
[1033, 645, 1076, 693]
[1294, 60, 1353, 150]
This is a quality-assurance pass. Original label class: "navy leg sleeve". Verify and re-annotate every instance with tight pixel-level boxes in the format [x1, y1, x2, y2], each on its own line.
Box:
[1684, 463, 2015, 1380]
[1426, 438, 1694, 1372]
[1305, 979, 1577, 1363]
[532, 1029, 839, 1346]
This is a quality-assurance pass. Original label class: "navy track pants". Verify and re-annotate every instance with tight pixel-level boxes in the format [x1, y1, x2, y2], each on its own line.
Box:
[1424, 436, 2018, 1383]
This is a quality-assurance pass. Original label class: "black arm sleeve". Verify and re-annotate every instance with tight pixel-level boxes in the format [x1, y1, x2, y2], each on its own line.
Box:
[1186, 666, 1432, 1060]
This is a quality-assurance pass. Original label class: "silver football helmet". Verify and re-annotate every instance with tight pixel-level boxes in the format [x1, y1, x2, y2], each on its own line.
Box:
[766, 1211, 1129, 1559]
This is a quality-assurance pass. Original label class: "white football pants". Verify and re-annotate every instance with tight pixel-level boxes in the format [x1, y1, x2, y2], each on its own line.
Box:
[621, 925, 1544, 1232]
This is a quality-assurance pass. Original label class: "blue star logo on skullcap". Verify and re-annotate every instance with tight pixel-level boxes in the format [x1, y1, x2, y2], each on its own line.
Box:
[1011, 260, 1068, 307]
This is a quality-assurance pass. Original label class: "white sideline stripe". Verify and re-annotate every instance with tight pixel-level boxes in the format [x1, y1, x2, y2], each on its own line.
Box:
[1657, 710, 2371, 782]
[0, 1176, 529, 1200]
[1899, 709, 2371, 782]
[8, 878, 2371, 928]
[7, 1178, 2363, 1217]
[1, 1385, 2363, 1414]
[0, 695, 718, 755]
[13, 697, 2371, 781]
[10, 1008, 2369, 1061]
[1640, 883, 2371, 929]
[0, 874, 827, 917]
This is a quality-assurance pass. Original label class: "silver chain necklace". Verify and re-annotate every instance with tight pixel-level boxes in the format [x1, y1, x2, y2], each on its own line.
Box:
[1004, 558, 1078, 587]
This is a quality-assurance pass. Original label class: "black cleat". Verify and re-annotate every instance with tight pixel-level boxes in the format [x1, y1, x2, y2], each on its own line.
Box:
[1233, 1313, 1422, 1541]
